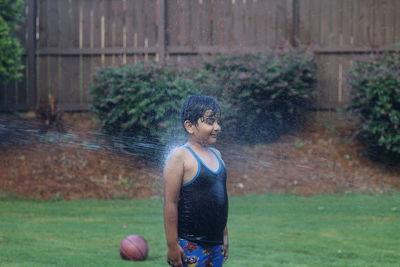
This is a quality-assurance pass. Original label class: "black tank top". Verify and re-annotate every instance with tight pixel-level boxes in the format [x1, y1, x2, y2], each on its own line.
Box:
[178, 145, 228, 247]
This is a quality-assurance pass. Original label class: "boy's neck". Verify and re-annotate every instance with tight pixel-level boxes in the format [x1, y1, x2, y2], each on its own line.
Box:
[186, 139, 210, 151]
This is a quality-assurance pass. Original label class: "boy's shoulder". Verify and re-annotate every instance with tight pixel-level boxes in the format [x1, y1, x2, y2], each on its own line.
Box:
[166, 146, 190, 163]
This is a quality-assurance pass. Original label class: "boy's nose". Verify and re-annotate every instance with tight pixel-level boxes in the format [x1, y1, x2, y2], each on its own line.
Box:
[214, 122, 221, 131]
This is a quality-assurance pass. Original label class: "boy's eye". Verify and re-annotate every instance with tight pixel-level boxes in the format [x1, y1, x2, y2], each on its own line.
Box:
[205, 118, 215, 125]
[202, 116, 220, 125]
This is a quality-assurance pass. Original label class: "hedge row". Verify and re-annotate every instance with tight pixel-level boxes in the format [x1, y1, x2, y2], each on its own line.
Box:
[91, 50, 400, 165]
[90, 50, 316, 160]
[348, 53, 400, 164]
[92, 50, 315, 137]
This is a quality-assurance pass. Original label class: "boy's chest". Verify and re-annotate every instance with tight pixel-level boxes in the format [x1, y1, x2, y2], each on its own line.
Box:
[183, 151, 220, 183]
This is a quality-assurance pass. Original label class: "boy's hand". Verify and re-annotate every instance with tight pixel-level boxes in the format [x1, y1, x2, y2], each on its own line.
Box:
[223, 241, 229, 262]
[167, 243, 186, 267]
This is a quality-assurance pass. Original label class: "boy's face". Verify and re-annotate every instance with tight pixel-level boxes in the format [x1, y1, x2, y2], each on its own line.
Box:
[185, 110, 221, 145]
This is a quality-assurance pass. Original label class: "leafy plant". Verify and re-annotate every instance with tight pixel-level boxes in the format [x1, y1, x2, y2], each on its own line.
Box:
[204, 50, 316, 142]
[0, 0, 25, 84]
[90, 62, 200, 159]
[348, 53, 400, 164]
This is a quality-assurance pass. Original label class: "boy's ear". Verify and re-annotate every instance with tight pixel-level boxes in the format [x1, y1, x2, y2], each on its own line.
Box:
[184, 120, 194, 134]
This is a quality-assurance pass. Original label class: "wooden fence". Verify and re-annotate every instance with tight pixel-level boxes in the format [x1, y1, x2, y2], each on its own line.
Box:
[1, 0, 400, 120]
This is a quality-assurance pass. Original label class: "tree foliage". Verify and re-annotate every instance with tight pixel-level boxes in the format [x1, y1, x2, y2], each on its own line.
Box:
[0, 0, 25, 84]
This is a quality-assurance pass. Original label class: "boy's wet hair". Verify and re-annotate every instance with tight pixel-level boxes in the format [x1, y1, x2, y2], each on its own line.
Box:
[181, 95, 221, 129]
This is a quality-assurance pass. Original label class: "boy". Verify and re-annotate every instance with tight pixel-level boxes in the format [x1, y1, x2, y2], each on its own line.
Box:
[163, 95, 229, 267]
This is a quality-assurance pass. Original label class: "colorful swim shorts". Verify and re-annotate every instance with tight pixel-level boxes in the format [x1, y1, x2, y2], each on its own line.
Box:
[178, 238, 225, 267]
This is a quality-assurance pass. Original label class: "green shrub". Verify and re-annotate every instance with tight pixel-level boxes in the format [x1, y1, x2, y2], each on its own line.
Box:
[90, 62, 200, 158]
[0, 0, 25, 84]
[204, 50, 316, 142]
[348, 54, 400, 164]
[181, 67, 221, 98]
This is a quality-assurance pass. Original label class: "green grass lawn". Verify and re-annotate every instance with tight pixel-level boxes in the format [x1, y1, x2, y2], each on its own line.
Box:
[1, 194, 399, 266]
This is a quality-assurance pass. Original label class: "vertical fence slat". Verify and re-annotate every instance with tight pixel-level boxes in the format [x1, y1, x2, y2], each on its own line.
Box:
[246, 0, 254, 47]
[189, 0, 199, 49]
[197, 0, 206, 46]
[38, 0, 50, 103]
[37, 55, 47, 103]
[383, 0, 391, 46]
[147, 0, 158, 49]
[104, 0, 112, 49]
[373, 0, 384, 47]
[45, 0, 58, 48]
[158, 0, 166, 63]
[224, 0, 232, 47]
[341, 0, 353, 47]
[81, 0, 90, 48]
[70, 0, 81, 105]
[58, 0, 69, 49]
[309, 0, 320, 45]
[249, 0, 258, 46]
[0, 82, 6, 106]
[125, 0, 134, 49]
[322, 0, 332, 47]
[91, 0, 100, 49]
[136, 0, 145, 48]
[342, 55, 353, 105]
[355, 0, 373, 47]
[214, 0, 223, 46]
[47, 56, 59, 103]
[298, 0, 309, 45]
[81, 0, 92, 104]
[276, 0, 288, 46]
[26, 0, 37, 108]
[331, 0, 341, 46]
[47, 0, 63, 103]
[57, 0, 80, 106]
[353, 0, 362, 46]
[178, 0, 187, 47]
[70, 0, 79, 49]
[273, 0, 281, 46]
[0, 84, 5, 106]
[114, 0, 125, 65]
[166, 0, 177, 47]
[103, 0, 112, 66]
[93, 0, 103, 70]
[209, 0, 215, 46]
[3, 81, 15, 107]
[213, 0, 221, 46]
[37, 0, 47, 49]
[286, 0, 296, 46]
[395, 0, 400, 46]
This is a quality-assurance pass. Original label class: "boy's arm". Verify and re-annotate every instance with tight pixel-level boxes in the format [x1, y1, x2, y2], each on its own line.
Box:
[223, 226, 229, 262]
[163, 149, 186, 266]
[211, 148, 229, 261]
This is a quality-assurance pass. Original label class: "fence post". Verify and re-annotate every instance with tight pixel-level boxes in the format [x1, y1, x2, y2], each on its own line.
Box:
[26, 0, 37, 109]
[158, 0, 166, 64]
[292, 0, 300, 47]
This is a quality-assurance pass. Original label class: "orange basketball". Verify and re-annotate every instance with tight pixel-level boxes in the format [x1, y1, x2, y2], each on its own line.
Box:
[119, 235, 148, 261]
